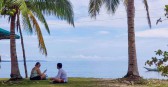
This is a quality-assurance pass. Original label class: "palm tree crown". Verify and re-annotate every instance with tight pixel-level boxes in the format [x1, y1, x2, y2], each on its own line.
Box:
[1, 0, 74, 55]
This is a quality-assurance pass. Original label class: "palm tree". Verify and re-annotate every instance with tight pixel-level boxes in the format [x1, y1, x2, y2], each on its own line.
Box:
[16, 12, 28, 78]
[89, 0, 151, 79]
[0, 0, 74, 79]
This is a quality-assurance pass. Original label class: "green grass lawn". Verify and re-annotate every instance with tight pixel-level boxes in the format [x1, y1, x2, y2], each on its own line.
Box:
[0, 78, 168, 87]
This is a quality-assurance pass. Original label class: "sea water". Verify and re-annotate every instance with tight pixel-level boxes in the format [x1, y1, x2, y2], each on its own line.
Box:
[0, 60, 166, 79]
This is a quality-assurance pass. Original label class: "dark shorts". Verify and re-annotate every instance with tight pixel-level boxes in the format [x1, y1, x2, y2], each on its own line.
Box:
[52, 80, 66, 84]
[30, 76, 41, 80]
[60, 79, 64, 83]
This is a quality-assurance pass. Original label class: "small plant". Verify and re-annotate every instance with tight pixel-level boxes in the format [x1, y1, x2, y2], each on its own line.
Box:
[145, 49, 168, 77]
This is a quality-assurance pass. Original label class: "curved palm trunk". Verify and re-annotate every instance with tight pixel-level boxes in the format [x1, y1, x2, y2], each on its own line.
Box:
[0, 55, 1, 62]
[124, 0, 139, 78]
[0, 55, 2, 69]
[19, 26, 28, 78]
[10, 14, 22, 79]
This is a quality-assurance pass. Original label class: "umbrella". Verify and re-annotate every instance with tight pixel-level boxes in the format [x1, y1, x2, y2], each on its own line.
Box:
[0, 28, 20, 62]
[0, 28, 20, 40]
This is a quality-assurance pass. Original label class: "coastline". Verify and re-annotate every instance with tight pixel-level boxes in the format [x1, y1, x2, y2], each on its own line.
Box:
[0, 60, 47, 62]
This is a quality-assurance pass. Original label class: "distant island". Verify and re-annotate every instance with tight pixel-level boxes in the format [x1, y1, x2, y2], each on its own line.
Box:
[1, 60, 47, 62]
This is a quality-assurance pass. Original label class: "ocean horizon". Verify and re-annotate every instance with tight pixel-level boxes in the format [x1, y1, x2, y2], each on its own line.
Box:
[0, 60, 166, 79]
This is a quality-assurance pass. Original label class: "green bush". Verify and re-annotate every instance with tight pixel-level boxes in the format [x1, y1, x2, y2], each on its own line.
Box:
[145, 49, 168, 77]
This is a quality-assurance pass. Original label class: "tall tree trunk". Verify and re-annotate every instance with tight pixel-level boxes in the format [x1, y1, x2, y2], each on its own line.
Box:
[0, 55, 1, 62]
[19, 26, 28, 78]
[10, 14, 22, 79]
[17, 12, 28, 78]
[124, 0, 139, 78]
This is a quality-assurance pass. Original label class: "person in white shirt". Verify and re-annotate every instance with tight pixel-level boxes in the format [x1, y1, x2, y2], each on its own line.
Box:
[50, 63, 68, 83]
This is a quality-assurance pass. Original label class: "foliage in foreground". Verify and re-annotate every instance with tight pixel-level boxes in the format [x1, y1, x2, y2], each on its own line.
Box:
[146, 49, 168, 77]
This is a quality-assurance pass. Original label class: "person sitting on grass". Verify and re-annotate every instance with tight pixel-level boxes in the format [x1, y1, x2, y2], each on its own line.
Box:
[30, 62, 47, 80]
[50, 63, 68, 83]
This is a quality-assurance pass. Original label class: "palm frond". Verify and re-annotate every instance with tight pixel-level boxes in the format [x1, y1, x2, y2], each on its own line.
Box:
[27, 4, 50, 34]
[89, 0, 120, 18]
[5, 0, 22, 9]
[0, 0, 4, 9]
[103, 0, 120, 14]
[21, 10, 33, 33]
[123, 0, 128, 9]
[19, 0, 28, 16]
[20, 0, 33, 33]
[89, 0, 103, 18]
[143, 0, 152, 28]
[28, 10, 47, 56]
[16, 11, 20, 31]
[27, 0, 74, 26]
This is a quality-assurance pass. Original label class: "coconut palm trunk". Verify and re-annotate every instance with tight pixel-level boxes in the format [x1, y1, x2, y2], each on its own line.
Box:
[17, 12, 28, 78]
[10, 14, 22, 79]
[19, 26, 28, 78]
[124, 0, 139, 78]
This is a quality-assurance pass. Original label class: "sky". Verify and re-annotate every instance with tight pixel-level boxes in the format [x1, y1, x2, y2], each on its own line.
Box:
[0, 0, 168, 63]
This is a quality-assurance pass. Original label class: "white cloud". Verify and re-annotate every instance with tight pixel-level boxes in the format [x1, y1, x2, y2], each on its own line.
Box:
[97, 31, 110, 35]
[136, 28, 168, 38]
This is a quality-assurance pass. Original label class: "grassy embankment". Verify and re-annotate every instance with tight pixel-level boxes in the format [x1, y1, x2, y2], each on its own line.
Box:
[0, 78, 168, 87]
